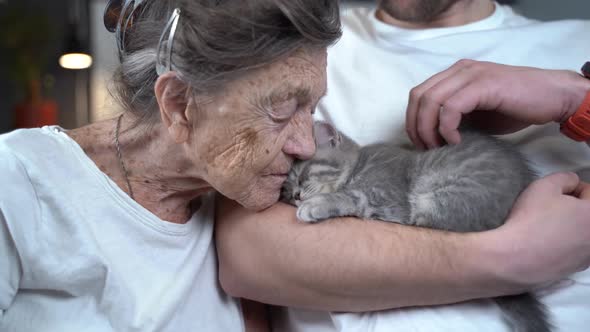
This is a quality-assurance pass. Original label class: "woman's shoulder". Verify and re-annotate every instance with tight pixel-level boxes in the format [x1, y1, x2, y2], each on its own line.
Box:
[0, 128, 46, 172]
[0, 129, 47, 228]
[0, 125, 65, 153]
[0, 126, 81, 200]
[0, 126, 73, 170]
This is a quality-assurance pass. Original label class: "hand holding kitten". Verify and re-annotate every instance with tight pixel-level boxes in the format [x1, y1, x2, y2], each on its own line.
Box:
[483, 172, 590, 287]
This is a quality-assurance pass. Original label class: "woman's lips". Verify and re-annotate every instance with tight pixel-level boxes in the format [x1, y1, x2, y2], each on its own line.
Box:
[265, 173, 288, 183]
[267, 173, 288, 178]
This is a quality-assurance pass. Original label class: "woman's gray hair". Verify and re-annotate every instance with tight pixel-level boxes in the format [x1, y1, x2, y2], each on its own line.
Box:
[113, 0, 342, 125]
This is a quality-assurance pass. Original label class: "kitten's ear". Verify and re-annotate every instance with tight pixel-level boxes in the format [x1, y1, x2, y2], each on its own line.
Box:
[314, 121, 341, 148]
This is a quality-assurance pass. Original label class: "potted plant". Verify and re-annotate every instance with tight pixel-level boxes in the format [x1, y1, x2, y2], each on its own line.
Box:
[0, 5, 57, 128]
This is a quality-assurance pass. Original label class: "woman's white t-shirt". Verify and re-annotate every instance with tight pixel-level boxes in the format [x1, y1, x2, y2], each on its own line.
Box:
[0, 126, 243, 332]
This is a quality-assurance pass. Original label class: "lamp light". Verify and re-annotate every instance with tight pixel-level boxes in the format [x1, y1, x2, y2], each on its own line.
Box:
[59, 1, 92, 70]
[59, 53, 93, 70]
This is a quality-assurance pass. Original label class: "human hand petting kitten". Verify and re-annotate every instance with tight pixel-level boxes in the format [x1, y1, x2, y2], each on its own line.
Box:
[405, 59, 590, 149]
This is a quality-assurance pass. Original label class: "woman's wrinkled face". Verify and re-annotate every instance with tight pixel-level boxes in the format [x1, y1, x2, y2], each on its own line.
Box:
[188, 48, 328, 211]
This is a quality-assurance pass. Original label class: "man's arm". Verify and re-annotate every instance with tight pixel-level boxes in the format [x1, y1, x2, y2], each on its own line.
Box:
[216, 172, 590, 312]
[217, 199, 495, 312]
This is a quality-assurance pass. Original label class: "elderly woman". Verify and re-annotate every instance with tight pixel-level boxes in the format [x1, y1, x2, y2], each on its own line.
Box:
[0, 0, 340, 330]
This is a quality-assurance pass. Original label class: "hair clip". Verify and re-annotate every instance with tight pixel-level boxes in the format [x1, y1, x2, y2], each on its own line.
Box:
[156, 8, 181, 75]
[104, 0, 124, 33]
[103, 0, 145, 58]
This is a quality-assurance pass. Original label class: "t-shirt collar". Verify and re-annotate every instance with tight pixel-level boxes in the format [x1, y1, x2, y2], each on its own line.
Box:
[371, 2, 510, 43]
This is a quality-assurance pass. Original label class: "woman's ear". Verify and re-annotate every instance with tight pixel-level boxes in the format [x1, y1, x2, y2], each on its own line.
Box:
[155, 72, 191, 143]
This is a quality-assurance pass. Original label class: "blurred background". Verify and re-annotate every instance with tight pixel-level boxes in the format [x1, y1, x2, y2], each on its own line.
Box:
[0, 0, 588, 134]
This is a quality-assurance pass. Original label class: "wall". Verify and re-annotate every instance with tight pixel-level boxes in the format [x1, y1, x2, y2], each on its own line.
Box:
[345, 0, 590, 20]
[513, 0, 590, 20]
[90, 0, 121, 122]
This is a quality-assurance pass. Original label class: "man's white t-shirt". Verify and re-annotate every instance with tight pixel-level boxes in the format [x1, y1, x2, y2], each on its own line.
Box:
[0, 127, 243, 332]
[274, 3, 590, 332]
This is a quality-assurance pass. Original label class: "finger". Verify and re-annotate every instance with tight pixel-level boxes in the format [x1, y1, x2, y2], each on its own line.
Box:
[438, 105, 463, 145]
[573, 181, 590, 200]
[438, 81, 489, 145]
[439, 80, 504, 134]
[415, 69, 480, 147]
[539, 172, 581, 195]
[406, 60, 474, 148]
[407, 60, 471, 148]
[416, 98, 444, 149]
[406, 86, 426, 150]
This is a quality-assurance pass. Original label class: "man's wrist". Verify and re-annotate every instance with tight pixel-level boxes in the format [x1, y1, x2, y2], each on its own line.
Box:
[561, 77, 590, 142]
[561, 71, 590, 121]
[461, 230, 528, 296]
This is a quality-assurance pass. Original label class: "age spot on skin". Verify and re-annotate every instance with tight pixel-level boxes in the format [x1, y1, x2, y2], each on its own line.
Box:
[242, 128, 258, 146]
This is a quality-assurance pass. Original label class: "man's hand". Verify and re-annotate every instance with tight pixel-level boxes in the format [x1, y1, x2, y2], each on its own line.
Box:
[485, 172, 590, 287]
[406, 60, 590, 149]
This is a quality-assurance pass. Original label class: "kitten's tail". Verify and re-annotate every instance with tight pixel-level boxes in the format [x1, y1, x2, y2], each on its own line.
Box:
[494, 293, 552, 332]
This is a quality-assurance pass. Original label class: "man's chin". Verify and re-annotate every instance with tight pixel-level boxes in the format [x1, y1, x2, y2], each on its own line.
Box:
[379, 0, 457, 23]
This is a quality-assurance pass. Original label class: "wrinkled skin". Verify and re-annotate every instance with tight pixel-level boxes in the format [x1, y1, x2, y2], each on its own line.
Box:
[187, 48, 327, 211]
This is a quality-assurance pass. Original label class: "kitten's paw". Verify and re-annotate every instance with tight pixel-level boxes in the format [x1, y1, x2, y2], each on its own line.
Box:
[296, 196, 334, 223]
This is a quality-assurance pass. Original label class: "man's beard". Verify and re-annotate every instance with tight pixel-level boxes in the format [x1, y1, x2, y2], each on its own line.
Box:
[378, 0, 461, 22]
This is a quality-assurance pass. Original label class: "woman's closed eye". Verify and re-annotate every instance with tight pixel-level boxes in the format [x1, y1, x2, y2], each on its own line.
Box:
[270, 98, 298, 123]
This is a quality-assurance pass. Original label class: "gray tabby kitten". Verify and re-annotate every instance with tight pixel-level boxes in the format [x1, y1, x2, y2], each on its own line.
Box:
[281, 122, 551, 332]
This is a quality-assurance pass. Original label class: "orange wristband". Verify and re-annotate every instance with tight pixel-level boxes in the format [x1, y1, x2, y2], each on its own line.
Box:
[561, 91, 590, 141]
[560, 62, 590, 142]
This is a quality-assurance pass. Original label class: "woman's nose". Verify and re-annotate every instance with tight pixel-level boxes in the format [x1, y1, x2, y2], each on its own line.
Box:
[283, 113, 316, 160]
[293, 135, 316, 160]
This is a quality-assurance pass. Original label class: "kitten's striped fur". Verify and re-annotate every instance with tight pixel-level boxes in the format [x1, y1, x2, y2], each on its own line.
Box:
[281, 122, 551, 332]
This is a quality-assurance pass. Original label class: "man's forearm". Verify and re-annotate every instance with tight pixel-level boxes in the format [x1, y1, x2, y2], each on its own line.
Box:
[216, 199, 515, 312]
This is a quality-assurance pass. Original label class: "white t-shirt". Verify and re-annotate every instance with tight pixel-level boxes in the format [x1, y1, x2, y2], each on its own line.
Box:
[275, 3, 590, 332]
[0, 127, 243, 332]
